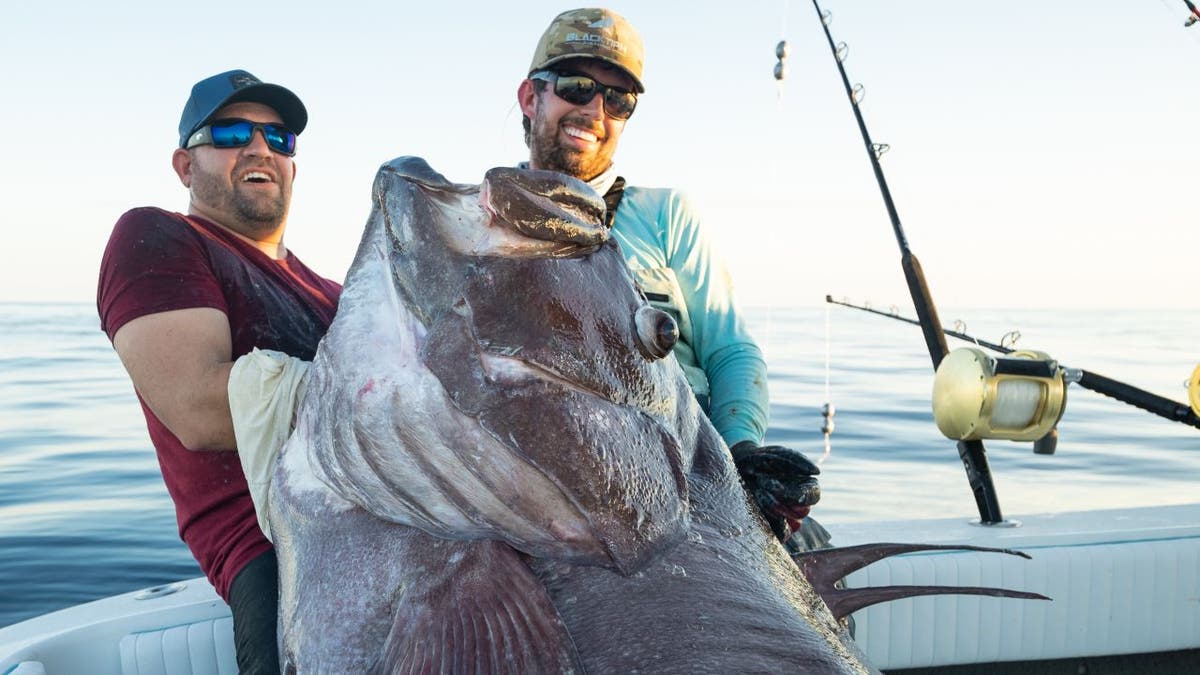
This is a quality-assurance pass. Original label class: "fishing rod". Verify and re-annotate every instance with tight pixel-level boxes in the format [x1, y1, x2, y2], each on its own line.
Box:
[827, 296, 1200, 431]
[1184, 0, 1200, 26]
[806, 1, 1007, 524]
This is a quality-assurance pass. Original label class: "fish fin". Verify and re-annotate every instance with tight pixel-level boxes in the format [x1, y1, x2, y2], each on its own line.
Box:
[792, 543, 1050, 621]
[818, 584, 1049, 621]
[370, 540, 581, 675]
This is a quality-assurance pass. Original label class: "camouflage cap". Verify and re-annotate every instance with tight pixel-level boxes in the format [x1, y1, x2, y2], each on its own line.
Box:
[528, 8, 645, 93]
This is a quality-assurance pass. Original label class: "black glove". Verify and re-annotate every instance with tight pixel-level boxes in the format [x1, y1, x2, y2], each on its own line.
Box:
[730, 441, 821, 543]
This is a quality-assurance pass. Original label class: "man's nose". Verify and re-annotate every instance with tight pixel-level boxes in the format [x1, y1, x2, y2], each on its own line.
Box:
[579, 92, 605, 118]
[243, 127, 273, 155]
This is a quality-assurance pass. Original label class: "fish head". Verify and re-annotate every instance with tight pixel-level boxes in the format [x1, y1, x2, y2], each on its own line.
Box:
[345, 159, 697, 573]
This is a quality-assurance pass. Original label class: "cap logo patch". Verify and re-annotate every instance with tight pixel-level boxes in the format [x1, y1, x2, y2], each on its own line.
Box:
[229, 73, 261, 90]
[588, 17, 614, 28]
[564, 31, 626, 53]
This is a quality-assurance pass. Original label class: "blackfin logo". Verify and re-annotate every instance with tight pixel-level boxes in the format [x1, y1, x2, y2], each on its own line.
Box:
[565, 31, 626, 53]
[230, 73, 261, 89]
[589, 16, 614, 28]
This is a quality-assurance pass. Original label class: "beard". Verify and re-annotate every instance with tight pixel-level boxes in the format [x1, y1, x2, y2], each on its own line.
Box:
[529, 112, 615, 181]
[190, 163, 289, 233]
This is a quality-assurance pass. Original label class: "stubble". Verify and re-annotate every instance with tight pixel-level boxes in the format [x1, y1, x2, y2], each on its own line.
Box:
[529, 113, 615, 182]
[190, 163, 289, 235]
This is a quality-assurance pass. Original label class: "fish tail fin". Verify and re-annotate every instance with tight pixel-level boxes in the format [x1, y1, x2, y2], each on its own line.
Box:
[792, 543, 1051, 621]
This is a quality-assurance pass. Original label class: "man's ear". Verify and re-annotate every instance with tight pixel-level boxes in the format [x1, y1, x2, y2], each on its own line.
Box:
[171, 148, 192, 188]
[517, 79, 538, 118]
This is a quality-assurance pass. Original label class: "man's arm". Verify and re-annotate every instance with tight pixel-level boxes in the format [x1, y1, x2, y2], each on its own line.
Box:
[656, 190, 769, 446]
[112, 306, 237, 450]
[656, 190, 819, 542]
[705, 343, 770, 447]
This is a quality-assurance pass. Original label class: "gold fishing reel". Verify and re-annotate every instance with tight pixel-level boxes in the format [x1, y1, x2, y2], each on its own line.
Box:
[932, 348, 1067, 441]
[1188, 364, 1200, 417]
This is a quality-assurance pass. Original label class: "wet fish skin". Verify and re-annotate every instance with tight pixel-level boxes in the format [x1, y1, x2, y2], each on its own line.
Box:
[269, 157, 1040, 674]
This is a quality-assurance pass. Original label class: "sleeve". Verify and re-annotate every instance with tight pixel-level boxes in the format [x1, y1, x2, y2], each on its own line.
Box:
[228, 348, 311, 542]
[660, 192, 769, 447]
[97, 208, 228, 340]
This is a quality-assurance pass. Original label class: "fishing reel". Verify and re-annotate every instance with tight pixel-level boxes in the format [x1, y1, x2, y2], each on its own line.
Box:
[932, 348, 1067, 444]
[1188, 364, 1200, 417]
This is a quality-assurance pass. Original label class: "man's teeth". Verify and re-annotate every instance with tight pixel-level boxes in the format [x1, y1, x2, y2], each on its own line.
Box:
[242, 172, 272, 183]
[563, 127, 598, 143]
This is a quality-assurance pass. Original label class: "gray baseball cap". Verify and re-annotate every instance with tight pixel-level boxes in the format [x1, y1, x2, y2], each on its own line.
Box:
[177, 69, 307, 148]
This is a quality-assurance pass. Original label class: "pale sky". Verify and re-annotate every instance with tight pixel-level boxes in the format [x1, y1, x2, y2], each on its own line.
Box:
[3, 0, 1198, 309]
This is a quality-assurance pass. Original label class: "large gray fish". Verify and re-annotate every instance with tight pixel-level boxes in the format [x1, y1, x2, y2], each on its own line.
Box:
[269, 157, 1043, 674]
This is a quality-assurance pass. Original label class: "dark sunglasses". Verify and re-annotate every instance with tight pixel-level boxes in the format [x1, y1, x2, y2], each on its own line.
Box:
[530, 70, 638, 121]
[185, 118, 297, 156]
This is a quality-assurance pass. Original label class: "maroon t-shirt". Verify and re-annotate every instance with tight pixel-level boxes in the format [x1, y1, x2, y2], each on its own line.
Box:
[97, 207, 341, 600]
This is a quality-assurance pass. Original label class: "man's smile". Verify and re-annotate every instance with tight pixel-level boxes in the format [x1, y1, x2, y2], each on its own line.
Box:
[238, 169, 277, 186]
[562, 124, 601, 147]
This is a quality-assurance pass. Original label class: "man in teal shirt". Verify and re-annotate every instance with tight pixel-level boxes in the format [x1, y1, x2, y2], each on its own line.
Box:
[517, 8, 821, 544]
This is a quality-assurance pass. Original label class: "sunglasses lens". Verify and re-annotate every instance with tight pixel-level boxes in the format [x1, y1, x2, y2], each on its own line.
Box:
[205, 120, 295, 155]
[554, 75, 600, 106]
[209, 120, 254, 148]
[263, 124, 297, 155]
[550, 74, 636, 120]
[603, 91, 637, 120]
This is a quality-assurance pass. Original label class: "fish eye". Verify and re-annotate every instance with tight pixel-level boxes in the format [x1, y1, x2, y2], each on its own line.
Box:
[634, 305, 678, 360]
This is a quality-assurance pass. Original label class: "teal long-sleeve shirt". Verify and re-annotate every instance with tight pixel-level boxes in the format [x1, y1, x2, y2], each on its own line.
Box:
[610, 185, 769, 448]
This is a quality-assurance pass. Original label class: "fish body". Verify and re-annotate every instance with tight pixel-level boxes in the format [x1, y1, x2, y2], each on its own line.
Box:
[270, 157, 896, 673]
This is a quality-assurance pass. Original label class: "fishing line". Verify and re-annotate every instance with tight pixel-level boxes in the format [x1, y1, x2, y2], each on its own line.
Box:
[776, 0, 791, 109]
[499, 101, 522, 162]
[819, 299, 835, 466]
[756, 0, 791, 413]
[774, 0, 838, 462]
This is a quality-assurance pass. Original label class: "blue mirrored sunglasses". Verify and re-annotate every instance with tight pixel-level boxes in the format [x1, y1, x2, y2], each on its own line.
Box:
[185, 118, 297, 156]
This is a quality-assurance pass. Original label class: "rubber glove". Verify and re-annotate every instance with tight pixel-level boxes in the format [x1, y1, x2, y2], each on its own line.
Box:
[730, 441, 821, 542]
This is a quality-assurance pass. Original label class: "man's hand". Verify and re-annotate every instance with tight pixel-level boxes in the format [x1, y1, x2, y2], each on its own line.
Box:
[730, 441, 821, 542]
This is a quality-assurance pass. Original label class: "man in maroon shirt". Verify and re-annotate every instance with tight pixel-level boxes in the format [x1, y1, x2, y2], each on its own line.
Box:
[97, 70, 341, 674]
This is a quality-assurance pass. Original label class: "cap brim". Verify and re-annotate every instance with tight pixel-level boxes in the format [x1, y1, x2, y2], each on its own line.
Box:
[202, 83, 308, 135]
[533, 55, 645, 93]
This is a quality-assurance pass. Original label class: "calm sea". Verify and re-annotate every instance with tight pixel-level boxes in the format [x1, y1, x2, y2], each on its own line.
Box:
[2, 302, 1197, 628]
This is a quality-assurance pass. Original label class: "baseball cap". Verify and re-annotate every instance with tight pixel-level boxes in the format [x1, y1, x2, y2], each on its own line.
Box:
[177, 69, 307, 148]
[528, 8, 645, 93]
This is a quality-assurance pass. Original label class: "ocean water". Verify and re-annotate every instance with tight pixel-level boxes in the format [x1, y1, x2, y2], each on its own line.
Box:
[1, 302, 1197, 628]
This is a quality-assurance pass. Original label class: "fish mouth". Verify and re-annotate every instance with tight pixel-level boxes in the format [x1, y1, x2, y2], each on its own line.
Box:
[480, 167, 607, 248]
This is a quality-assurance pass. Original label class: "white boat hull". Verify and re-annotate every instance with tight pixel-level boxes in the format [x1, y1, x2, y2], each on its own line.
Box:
[3, 503, 1197, 674]
[837, 503, 1200, 669]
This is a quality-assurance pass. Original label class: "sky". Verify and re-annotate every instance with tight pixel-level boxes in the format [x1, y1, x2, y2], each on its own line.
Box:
[3, 0, 1198, 310]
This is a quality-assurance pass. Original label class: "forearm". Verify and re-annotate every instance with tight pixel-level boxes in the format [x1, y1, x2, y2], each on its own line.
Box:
[704, 342, 769, 448]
